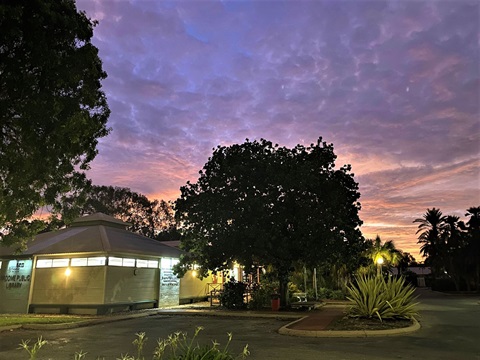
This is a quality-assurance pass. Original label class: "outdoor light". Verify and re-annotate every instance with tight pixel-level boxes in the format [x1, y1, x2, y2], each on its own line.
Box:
[376, 257, 384, 276]
[65, 267, 71, 277]
[192, 270, 197, 277]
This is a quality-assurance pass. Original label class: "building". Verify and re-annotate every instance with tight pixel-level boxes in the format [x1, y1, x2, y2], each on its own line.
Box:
[0, 213, 214, 314]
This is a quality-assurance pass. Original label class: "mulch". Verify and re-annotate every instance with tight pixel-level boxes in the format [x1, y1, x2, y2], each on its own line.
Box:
[286, 307, 346, 331]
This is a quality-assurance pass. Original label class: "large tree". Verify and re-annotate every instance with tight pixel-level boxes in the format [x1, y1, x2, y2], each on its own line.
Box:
[0, 0, 110, 248]
[464, 206, 480, 290]
[175, 138, 364, 306]
[50, 185, 178, 240]
[414, 208, 446, 277]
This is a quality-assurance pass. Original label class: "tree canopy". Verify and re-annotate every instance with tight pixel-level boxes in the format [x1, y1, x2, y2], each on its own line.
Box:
[0, 0, 110, 248]
[175, 138, 364, 304]
[414, 206, 480, 291]
[49, 185, 179, 241]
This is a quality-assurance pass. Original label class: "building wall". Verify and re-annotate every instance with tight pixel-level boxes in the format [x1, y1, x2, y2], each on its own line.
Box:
[179, 270, 215, 302]
[104, 266, 158, 303]
[31, 266, 106, 305]
[0, 259, 33, 313]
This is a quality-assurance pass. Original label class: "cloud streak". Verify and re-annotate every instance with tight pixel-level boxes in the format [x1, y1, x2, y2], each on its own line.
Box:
[76, 0, 480, 258]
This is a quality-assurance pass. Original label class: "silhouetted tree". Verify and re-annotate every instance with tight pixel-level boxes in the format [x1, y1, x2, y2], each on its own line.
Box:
[0, 0, 110, 249]
[464, 206, 480, 290]
[175, 138, 365, 307]
[414, 208, 446, 278]
[51, 185, 178, 240]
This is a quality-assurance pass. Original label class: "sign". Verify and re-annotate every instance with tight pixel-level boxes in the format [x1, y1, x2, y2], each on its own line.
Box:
[159, 268, 180, 307]
[0, 259, 33, 313]
[3, 260, 32, 290]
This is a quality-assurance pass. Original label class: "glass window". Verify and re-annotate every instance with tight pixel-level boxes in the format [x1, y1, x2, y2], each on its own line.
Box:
[123, 258, 135, 267]
[136, 259, 148, 268]
[108, 257, 123, 266]
[71, 258, 88, 267]
[147, 260, 159, 268]
[88, 257, 106, 266]
[36, 259, 53, 268]
[52, 258, 70, 267]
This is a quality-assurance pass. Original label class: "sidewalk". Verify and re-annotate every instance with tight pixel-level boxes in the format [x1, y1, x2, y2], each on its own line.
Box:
[285, 306, 345, 331]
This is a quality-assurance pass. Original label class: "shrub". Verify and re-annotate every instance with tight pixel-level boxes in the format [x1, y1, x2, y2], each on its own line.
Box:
[219, 278, 247, 309]
[330, 289, 346, 300]
[346, 275, 419, 321]
[248, 282, 276, 310]
[307, 287, 345, 300]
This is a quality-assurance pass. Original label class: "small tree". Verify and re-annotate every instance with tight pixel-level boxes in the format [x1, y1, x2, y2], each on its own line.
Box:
[175, 138, 364, 306]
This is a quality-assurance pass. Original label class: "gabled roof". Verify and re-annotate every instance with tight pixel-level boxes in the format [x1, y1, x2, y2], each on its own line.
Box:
[0, 213, 182, 258]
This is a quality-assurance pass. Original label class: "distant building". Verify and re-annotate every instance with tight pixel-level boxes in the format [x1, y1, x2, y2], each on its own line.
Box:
[0, 213, 214, 314]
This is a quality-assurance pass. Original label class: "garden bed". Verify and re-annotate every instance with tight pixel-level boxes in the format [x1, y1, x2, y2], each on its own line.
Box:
[327, 316, 414, 331]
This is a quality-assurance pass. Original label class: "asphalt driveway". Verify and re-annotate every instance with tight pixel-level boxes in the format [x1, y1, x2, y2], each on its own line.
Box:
[0, 289, 479, 360]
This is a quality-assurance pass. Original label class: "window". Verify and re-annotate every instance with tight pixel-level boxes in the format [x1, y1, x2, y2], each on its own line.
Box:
[147, 260, 159, 268]
[136, 259, 148, 268]
[123, 258, 135, 267]
[71, 258, 88, 267]
[108, 257, 123, 266]
[108, 257, 135, 267]
[161, 257, 179, 269]
[52, 258, 70, 267]
[36, 259, 53, 268]
[87, 257, 106, 266]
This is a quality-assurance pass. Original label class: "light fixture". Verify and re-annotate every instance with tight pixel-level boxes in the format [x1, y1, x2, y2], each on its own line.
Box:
[65, 267, 71, 277]
[192, 270, 197, 277]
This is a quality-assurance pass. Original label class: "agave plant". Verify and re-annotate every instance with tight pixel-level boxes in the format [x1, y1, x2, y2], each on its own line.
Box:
[346, 275, 419, 321]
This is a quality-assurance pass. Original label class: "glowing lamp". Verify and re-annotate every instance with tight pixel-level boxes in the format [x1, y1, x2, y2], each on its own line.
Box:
[65, 267, 71, 277]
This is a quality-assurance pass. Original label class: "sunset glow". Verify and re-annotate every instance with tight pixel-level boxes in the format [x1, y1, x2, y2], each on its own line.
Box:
[76, 1, 479, 259]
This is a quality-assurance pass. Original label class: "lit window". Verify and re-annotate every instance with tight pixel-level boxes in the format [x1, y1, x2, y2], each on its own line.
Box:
[71, 258, 88, 267]
[147, 260, 159, 268]
[52, 258, 70, 267]
[87, 257, 106, 266]
[0, 260, 2, 269]
[123, 258, 135, 267]
[36, 259, 53, 268]
[136, 259, 148, 268]
[161, 258, 171, 269]
[108, 257, 123, 266]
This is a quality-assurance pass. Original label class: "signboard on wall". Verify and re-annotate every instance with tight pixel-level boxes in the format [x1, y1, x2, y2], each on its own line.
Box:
[159, 268, 180, 307]
[0, 259, 33, 313]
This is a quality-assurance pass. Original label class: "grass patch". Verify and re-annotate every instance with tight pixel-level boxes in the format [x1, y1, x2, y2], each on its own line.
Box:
[327, 316, 413, 331]
[0, 314, 97, 327]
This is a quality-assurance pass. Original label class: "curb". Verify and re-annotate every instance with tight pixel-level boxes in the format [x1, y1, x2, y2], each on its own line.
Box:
[278, 317, 421, 338]
[0, 309, 301, 333]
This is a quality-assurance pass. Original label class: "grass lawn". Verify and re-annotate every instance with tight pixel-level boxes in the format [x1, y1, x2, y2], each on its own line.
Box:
[0, 314, 97, 327]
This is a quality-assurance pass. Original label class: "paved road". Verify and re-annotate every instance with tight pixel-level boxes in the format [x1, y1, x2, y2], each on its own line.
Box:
[1, 289, 479, 360]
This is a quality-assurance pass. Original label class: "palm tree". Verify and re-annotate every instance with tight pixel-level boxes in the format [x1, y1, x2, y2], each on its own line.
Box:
[414, 208, 446, 278]
[465, 206, 480, 291]
[443, 215, 466, 290]
[367, 235, 401, 275]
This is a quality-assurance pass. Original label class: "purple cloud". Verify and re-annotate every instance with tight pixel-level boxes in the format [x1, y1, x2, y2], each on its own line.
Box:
[76, 0, 480, 258]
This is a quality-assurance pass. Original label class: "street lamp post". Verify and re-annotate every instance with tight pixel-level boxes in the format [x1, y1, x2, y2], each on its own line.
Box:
[376, 257, 384, 277]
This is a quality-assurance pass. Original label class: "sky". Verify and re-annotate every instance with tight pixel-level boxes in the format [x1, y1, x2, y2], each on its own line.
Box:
[75, 0, 480, 259]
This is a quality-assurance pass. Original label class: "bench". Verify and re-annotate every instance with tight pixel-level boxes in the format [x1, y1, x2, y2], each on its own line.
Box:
[28, 300, 158, 315]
